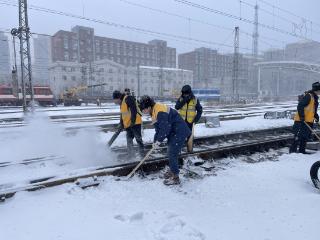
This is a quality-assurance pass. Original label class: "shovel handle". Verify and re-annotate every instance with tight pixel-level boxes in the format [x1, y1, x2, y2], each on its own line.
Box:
[304, 122, 320, 142]
[127, 146, 155, 178]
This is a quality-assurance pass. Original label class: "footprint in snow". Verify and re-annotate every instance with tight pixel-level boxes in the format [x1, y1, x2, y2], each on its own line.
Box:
[114, 212, 144, 222]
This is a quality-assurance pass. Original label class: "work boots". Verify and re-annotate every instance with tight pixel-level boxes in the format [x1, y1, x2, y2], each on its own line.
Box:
[163, 170, 174, 179]
[163, 174, 180, 185]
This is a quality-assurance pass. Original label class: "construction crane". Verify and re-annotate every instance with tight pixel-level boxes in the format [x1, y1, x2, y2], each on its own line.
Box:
[60, 83, 107, 106]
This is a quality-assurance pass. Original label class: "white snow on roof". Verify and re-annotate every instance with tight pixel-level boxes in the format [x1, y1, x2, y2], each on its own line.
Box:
[140, 65, 193, 72]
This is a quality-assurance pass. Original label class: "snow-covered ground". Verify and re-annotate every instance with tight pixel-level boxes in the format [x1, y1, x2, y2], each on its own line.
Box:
[102, 116, 293, 147]
[0, 102, 319, 239]
[0, 152, 319, 240]
[0, 101, 296, 121]
[0, 112, 293, 187]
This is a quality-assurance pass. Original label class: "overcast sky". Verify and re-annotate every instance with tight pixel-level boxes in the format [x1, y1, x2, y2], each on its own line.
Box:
[1, 0, 320, 55]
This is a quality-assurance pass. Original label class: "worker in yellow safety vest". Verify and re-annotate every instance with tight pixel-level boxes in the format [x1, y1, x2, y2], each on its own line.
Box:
[113, 90, 144, 156]
[175, 85, 203, 130]
[289, 82, 320, 154]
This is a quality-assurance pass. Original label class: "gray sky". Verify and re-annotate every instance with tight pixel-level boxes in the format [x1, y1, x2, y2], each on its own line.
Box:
[1, 0, 320, 55]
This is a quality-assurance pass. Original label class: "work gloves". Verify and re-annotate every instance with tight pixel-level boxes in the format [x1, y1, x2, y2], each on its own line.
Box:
[152, 141, 161, 150]
[184, 95, 192, 102]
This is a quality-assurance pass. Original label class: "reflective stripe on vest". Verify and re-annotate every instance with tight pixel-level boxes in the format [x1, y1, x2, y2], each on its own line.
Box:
[294, 93, 315, 123]
[151, 103, 169, 124]
[179, 98, 197, 123]
[120, 95, 142, 129]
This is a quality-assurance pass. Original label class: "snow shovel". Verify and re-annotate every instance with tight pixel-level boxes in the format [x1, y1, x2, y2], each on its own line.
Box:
[127, 146, 155, 179]
[107, 126, 123, 147]
[187, 123, 195, 153]
[304, 122, 320, 142]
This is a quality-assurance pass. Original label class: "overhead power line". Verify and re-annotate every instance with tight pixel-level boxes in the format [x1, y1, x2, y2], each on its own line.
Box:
[241, 0, 320, 37]
[257, 0, 320, 30]
[0, 0, 253, 52]
[171, 0, 316, 41]
[118, 0, 287, 46]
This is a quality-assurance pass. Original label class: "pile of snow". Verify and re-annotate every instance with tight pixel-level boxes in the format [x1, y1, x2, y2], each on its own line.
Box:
[0, 112, 116, 185]
[0, 151, 319, 240]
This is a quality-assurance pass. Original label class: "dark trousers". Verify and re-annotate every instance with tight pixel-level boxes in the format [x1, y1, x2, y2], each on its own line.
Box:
[126, 124, 144, 155]
[289, 121, 312, 153]
[167, 136, 186, 175]
[185, 121, 193, 131]
[185, 121, 194, 143]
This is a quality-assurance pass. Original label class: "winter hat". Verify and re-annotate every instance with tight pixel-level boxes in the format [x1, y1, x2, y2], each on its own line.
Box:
[312, 82, 320, 91]
[139, 95, 155, 110]
[181, 85, 192, 94]
[112, 90, 122, 99]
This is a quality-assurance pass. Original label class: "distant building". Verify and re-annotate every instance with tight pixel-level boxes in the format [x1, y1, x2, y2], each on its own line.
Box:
[261, 40, 320, 97]
[285, 41, 320, 63]
[49, 61, 86, 95]
[49, 59, 192, 98]
[133, 66, 193, 97]
[0, 31, 11, 84]
[51, 30, 78, 63]
[263, 48, 285, 61]
[51, 25, 176, 68]
[33, 35, 51, 85]
[178, 47, 251, 97]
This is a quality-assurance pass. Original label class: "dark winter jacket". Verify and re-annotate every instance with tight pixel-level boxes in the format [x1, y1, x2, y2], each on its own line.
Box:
[153, 105, 191, 143]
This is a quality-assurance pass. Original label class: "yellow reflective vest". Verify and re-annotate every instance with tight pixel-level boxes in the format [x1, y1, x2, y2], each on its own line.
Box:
[120, 95, 142, 129]
[294, 93, 315, 123]
[179, 98, 197, 123]
[151, 103, 169, 124]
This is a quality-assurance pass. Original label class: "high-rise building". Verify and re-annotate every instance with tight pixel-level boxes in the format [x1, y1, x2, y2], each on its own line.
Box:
[51, 26, 176, 68]
[178, 47, 250, 96]
[0, 31, 11, 84]
[33, 35, 51, 85]
[51, 30, 78, 62]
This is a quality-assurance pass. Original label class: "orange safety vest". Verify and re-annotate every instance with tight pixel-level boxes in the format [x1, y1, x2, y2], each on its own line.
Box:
[151, 103, 169, 124]
[120, 95, 142, 129]
[294, 93, 315, 123]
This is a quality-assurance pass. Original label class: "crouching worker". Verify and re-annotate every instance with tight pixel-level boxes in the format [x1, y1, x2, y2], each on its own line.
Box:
[289, 82, 320, 154]
[112, 90, 144, 157]
[139, 95, 191, 185]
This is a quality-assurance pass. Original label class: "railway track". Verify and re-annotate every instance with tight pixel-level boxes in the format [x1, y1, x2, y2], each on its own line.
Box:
[0, 103, 296, 124]
[0, 126, 293, 168]
[0, 126, 302, 202]
[0, 109, 294, 132]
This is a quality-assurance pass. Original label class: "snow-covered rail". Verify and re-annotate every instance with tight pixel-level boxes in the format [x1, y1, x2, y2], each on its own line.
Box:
[0, 126, 298, 202]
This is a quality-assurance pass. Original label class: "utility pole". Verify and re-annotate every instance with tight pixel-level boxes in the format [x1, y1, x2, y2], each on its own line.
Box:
[252, 4, 260, 98]
[197, 51, 201, 88]
[11, 0, 34, 112]
[11, 35, 19, 97]
[137, 62, 140, 97]
[252, 4, 259, 59]
[89, 60, 93, 97]
[232, 26, 240, 102]
[158, 44, 165, 97]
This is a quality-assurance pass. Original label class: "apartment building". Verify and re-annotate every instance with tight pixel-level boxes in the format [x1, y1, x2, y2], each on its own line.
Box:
[51, 26, 176, 68]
